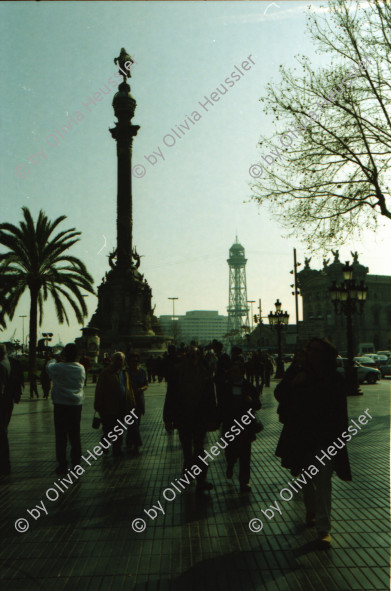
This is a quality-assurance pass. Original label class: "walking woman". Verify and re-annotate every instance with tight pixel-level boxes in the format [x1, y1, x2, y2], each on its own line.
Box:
[126, 352, 148, 451]
[218, 359, 261, 493]
[94, 352, 136, 457]
[274, 338, 352, 547]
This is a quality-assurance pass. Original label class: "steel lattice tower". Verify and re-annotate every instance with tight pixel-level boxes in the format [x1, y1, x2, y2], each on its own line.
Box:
[227, 238, 250, 341]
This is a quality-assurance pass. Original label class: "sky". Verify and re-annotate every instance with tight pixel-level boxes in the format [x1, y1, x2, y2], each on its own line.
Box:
[1, 0, 390, 346]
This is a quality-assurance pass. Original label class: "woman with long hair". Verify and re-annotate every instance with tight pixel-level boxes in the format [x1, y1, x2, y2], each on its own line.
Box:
[275, 338, 352, 548]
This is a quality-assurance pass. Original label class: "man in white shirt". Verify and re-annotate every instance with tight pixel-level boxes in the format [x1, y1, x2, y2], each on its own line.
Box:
[47, 343, 85, 475]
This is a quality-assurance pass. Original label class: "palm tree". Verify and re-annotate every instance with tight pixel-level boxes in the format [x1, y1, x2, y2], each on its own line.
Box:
[0, 207, 95, 373]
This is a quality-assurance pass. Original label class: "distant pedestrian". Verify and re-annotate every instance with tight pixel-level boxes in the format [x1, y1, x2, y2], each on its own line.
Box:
[212, 340, 231, 401]
[252, 350, 264, 392]
[40, 355, 52, 399]
[230, 345, 244, 364]
[164, 345, 217, 494]
[218, 360, 261, 492]
[126, 352, 148, 451]
[80, 353, 91, 386]
[274, 338, 352, 548]
[29, 370, 39, 399]
[245, 353, 255, 385]
[0, 344, 24, 477]
[47, 344, 85, 475]
[263, 354, 274, 387]
[94, 352, 136, 457]
[146, 356, 155, 383]
[162, 346, 181, 433]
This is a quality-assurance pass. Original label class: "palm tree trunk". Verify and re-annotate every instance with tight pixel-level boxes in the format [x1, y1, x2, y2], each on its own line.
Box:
[29, 286, 38, 375]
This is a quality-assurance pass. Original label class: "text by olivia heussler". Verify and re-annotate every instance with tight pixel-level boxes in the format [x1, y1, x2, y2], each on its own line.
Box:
[14, 409, 138, 534]
[131, 408, 258, 533]
[132, 54, 256, 179]
[248, 408, 373, 533]
[14, 56, 137, 179]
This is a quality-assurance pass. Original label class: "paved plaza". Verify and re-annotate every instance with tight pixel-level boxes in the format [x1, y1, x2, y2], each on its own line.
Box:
[0, 378, 390, 591]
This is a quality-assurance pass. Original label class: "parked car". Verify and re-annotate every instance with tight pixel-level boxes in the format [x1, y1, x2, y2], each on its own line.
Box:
[353, 356, 378, 369]
[377, 350, 391, 358]
[379, 362, 391, 378]
[375, 355, 389, 366]
[362, 354, 390, 367]
[337, 358, 381, 384]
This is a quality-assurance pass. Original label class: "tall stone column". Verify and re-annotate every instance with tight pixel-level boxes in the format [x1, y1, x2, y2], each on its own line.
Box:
[87, 49, 166, 354]
[109, 83, 139, 268]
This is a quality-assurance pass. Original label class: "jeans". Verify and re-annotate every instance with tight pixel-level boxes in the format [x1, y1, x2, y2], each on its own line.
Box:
[225, 430, 252, 485]
[303, 459, 334, 534]
[53, 404, 82, 470]
[178, 426, 207, 483]
[30, 382, 39, 398]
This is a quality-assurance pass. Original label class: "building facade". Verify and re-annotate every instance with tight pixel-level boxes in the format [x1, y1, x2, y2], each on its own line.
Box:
[297, 251, 391, 352]
[159, 311, 228, 345]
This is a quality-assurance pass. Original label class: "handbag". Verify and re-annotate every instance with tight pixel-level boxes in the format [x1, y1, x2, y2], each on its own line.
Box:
[92, 413, 101, 429]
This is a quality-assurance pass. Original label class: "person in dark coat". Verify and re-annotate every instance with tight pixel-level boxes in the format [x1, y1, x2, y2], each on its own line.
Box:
[126, 352, 148, 450]
[164, 345, 217, 493]
[263, 353, 274, 388]
[162, 346, 181, 433]
[218, 360, 261, 492]
[253, 350, 265, 392]
[94, 352, 136, 456]
[0, 344, 24, 477]
[40, 354, 52, 399]
[79, 353, 92, 386]
[211, 340, 231, 405]
[29, 370, 39, 399]
[274, 338, 352, 547]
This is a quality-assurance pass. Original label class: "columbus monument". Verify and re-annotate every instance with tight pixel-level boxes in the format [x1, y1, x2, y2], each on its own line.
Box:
[87, 49, 165, 354]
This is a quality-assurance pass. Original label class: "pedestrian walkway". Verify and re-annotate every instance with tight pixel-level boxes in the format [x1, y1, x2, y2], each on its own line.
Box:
[1, 379, 389, 590]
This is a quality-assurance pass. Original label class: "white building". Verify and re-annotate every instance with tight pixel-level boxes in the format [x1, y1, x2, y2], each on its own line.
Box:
[159, 310, 228, 345]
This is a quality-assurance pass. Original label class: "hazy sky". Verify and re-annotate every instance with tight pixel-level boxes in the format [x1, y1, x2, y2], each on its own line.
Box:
[1, 0, 390, 345]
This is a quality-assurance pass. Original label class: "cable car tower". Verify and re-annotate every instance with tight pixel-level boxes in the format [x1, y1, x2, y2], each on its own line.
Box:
[226, 237, 250, 343]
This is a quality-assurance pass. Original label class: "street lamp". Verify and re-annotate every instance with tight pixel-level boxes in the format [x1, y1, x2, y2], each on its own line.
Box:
[329, 261, 368, 396]
[268, 299, 290, 379]
[168, 297, 179, 343]
[247, 301, 256, 330]
[42, 332, 53, 353]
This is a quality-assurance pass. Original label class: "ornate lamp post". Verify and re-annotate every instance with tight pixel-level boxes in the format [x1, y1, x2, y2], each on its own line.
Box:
[42, 332, 53, 353]
[329, 261, 367, 396]
[268, 299, 289, 379]
[247, 300, 256, 330]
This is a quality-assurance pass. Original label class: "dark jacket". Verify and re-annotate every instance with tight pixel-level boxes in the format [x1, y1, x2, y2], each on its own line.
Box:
[94, 367, 135, 416]
[218, 378, 261, 426]
[274, 370, 352, 480]
[127, 368, 148, 416]
[164, 357, 216, 430]
[1, 357, 24, 407]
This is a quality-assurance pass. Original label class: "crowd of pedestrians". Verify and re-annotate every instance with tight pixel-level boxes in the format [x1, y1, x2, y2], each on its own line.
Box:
[0, 336, 353, 548]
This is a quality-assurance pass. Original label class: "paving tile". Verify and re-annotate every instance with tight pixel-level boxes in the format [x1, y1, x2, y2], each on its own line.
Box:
[0, 380, 389, 590]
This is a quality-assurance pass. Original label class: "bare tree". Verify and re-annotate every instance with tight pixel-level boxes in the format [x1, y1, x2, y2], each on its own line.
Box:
[251, 0, 391, 250]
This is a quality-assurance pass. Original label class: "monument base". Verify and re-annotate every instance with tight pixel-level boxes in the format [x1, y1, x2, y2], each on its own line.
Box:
[88, 265, 166, 357]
